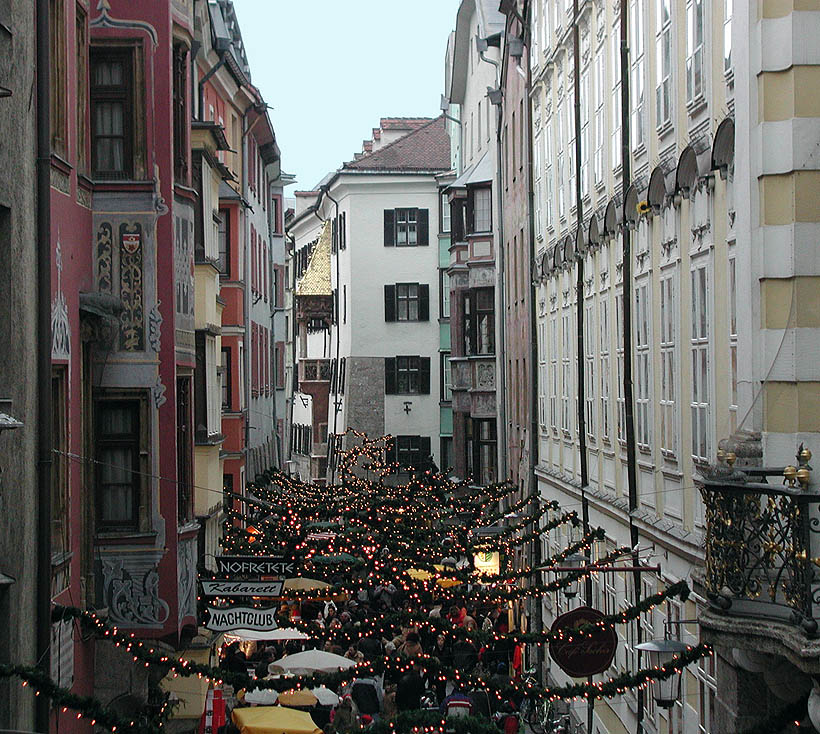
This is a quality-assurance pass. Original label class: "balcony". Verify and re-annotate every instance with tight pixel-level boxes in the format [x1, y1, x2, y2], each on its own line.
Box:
[698, 451, 820, 653]
[450, 356, 496, 417]
[299, 359, 331, 384]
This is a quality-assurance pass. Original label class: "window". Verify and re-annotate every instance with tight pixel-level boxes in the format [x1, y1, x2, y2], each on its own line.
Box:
[440, 270, 450, 318]
[384, 283, 430, 322]
[441, 192, 451, 233]
[585, 301, 596, 437]
[172, 43, 188, 182]
[630, 0, 646, 148]
[90, 47, 132, 179]
[556, 97, 565, 219]
[275, 342, 285, 389]
[398, 209, 417, 246]
[635, 282, 651, 450]
[441, 352, 452, 401]
[610, 19, 622, 170]
[201, 160, 218, 262]
[217, 208, 230, 276]
[76, 6, 88, 173]
[593, 47, 604, 185]
[728, 257, 738, 432]
[660, 275, 677, 456]
[384, 208, 429, 247]
[338, 356, 346, 395]
[221, 346, 231, 410]
[550, 316, 558, 431]
[538, 320, 547, 428]
[205, 335, 220, 436]
[697, 653, 717, 734]
[724, 0, 733, 73]
[656, 0, 673, 128]
[388, 435, 431, 469]
[384, 356, 431, 395]
[600, 297, 610, 441]
[440, 436, 453, 472]
[561, 312, 572, 435]
[691, 262, 711, 462]
[466, 418, 496, 486]
[534, 132, 542, 239]
[96, 399, 141, 529]
[50, 0, 67, 157]
[544, 124, 553, 229]
[464, 287, 495, 355]
[616, 292, 626, 442]
[469, 186, 492, 233]
[580, 68, 590, 198]
[686, 0, 705, 104]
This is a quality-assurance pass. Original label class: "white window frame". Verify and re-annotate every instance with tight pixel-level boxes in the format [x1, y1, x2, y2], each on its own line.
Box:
[611, 18, 622, 171]
[585, 297, 596, 439]
[201, 159, 219, 262]
[696, 652, 717, 734]
[538, 319, 548, 429]
[690, 258, 712, 464]
[594, 45, 605, 186]
[550, 314, 558, 433]
[441, 192, 451, 233]
[724, 0, 733, 74]
[544, 123, 554, 230]
[686, 0, 705, 106]
[473, 187, 492, 233]
[561, 309, 573, 437]
[616, 290, 626, 444]
[728, 254, 738, 433]
[659, 272, 677, 458]
[656, 0, 673, 129]
[635, 280, 651, 451]
[580, 67, 590, 198]
[630, 0, 646, 149]
[205, 334, 220, 437]
[534, 130, 543, 240]
[600, 293, 611, 442]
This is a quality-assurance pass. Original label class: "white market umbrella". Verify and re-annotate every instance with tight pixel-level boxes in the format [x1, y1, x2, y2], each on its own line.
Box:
[243, 688, 281, 706]
[310, 687, 340, 706]
[224, 627, 312, 642]
[269, 649, 356, 675]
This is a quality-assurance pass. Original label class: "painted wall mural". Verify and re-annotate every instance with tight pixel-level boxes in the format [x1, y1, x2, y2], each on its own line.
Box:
[119, 223, 146, 351]
[100, 553, 170, 628]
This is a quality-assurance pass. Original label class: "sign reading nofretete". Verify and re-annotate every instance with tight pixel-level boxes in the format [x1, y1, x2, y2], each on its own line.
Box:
[549, 606, 617, 677]
[201, 579, 284, 597]
[214, 556, 295, 577]
[206, 606, 279, 633]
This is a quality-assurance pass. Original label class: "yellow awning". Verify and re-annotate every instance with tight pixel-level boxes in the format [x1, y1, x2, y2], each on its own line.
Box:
[232, 706, 321, 734]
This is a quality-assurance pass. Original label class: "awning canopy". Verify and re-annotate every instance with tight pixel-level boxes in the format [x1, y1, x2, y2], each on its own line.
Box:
[231, 706, 321, 734]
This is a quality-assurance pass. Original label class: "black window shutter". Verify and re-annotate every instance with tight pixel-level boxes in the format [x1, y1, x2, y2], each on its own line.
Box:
[384, 284, 396, 321]
[465, 192, 475, 234]
[417, 208, 429, 246]
[339, 357, 346, 394]
[341, 212, 347, 249]
[419, 357, 431, 394]
[418, 284, 429, 321]
[384, 357, 396, 394]
[419, 436, 431, 461]
[384, 210, 395, 246]
[331, 216, 337, 253]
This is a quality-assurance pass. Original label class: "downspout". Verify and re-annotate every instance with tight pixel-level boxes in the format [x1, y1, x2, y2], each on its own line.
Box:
[570, 3, 593, 730]
[478, 35, 507, 486]
[241, 108, 251, 482]
[197, 52, 226, 121]
[619, 3, 644, 731]
[284, 229, 297, 471]
[320, 186, 342, 486]
[35, 0, 52, 731]
[521, 2, 544, 679]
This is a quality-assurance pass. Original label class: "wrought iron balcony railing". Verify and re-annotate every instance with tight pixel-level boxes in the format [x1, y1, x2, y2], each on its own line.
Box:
[698, 457, 819, 636]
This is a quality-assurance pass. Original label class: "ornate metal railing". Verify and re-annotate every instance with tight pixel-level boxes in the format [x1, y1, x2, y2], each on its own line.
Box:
[698, 451, 819, 636]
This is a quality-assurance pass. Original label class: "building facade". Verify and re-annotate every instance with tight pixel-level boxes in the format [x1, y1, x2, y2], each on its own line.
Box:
[442, 0, 505, 485]
[524, 0, 820, 732]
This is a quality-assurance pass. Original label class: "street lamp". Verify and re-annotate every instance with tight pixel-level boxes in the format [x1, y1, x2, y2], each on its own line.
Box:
[635, 638, 690, 708]
[561, 553, 586, 600]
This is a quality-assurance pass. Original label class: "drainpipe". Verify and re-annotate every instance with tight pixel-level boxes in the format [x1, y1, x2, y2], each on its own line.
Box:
[35, 0, 52, 732]
[197, 52, 226, 122]
[619, 3, 644, 731]
[520, 5, 544, 681]
[319, 186, 342, 486]
[570, 2, 593, 729]
[241, 108, 252, 483]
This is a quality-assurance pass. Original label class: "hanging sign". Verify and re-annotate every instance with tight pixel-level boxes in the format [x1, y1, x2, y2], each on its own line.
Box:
[549, 606, 617, 677]
[473, 551, 501, 576]
[201, 579, 284, 597]
[206, 606, 279, 632]
[214, 555, 295, 577]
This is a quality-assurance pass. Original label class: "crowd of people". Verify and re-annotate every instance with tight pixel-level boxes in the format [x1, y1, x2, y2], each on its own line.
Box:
[218, 589, 528, 733]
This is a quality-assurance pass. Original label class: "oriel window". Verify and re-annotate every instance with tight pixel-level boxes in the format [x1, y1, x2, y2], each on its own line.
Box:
[91, 48, 132, 179]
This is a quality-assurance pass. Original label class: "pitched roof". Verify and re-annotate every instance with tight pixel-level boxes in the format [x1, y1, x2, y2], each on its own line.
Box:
[295, 221, 332, 297]
[379, 117, 434, 131]
[343, 116, 450, 172]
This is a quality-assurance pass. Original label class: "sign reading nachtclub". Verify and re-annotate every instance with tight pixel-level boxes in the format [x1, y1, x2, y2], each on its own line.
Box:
[206, 606, 279, 632]
[201, 579, 284, 597]
[548, 606, 617, 677]
[214, 556, 295, 577]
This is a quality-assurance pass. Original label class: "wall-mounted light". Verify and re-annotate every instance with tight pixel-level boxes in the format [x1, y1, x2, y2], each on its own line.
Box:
[487, 87, 503, 106]
[508, 36, 524, 59]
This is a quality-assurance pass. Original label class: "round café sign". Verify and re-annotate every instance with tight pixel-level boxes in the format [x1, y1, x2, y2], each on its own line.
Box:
[549, 606, 617, 677]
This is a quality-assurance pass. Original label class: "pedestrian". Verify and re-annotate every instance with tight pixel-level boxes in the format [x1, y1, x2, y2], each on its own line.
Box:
[396, 662, 426, 711]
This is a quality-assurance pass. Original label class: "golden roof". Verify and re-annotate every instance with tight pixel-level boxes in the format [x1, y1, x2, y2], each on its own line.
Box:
[295, 220, 332, 297]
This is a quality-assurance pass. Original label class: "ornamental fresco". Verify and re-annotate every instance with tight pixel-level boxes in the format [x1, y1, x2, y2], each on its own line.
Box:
[119, 223, 145, 351]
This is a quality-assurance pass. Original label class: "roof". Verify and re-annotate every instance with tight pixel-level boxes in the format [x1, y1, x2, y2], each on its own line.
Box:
[296, 221, 332, 297]
[450, 150, 493, 187]
[379, 117, 434, 131]
[343, 116, 450, 172]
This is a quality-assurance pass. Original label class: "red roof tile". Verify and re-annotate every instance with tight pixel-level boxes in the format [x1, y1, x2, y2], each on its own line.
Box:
[379, 117, 433, 131]
[344, 116, 450, 172]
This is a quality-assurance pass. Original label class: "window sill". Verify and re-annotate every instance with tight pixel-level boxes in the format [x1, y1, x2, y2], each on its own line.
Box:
[195, 432, 225, 446]
[89, 178, 154, 192]
[656, 120, 674, 138]
[50, 153, 73, 176]
[95, 530, 158, 542]
[686, 95, 708, 118]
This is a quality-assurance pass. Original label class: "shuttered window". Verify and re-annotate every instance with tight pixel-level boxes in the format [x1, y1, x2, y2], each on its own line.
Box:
[384, 283, 430, 322]
[384, 356, 431, 395]
[383, 208, 429, 246]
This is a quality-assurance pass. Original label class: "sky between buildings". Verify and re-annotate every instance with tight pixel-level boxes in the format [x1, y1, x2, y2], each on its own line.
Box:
[234, 0, 460, 192]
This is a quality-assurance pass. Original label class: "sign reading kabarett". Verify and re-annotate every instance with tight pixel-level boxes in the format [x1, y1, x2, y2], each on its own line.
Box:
[206, 606, 279, 632]
[214, 555, 294, 577]
[201, 579, 284, 597]
[549, 606, 617, 677]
